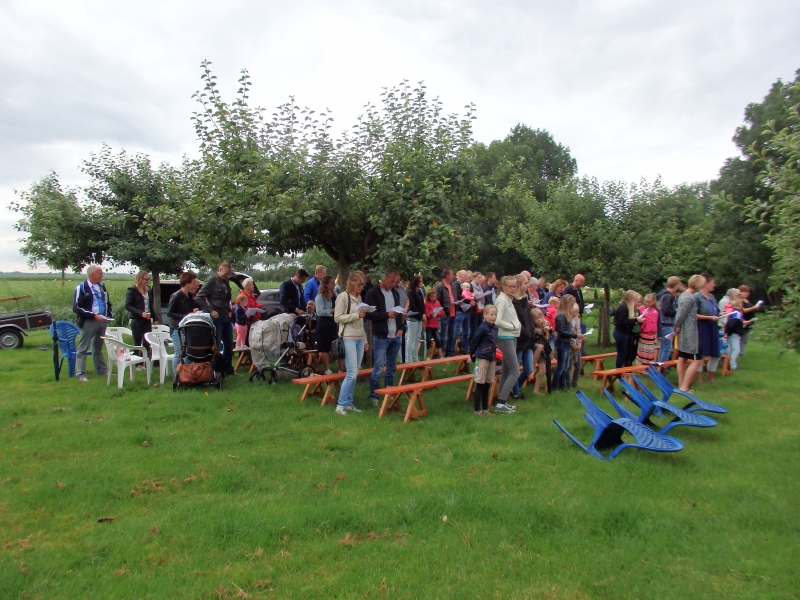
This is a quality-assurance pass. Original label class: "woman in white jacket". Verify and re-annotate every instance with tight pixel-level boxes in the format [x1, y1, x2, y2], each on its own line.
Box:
[493, 275, 521, 413]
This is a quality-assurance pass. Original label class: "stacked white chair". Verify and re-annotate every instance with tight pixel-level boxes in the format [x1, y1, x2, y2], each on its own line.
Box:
[144, 331, 174, 384]
[102, 336, 152, 388]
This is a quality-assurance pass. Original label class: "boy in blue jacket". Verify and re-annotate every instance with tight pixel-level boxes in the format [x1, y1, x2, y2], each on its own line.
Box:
[469, 305, 504, 414]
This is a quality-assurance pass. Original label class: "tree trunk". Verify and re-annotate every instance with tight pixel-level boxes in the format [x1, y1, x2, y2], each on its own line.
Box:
[152, 272, 162, 324]
[61, 269, 65, 286]
[336, 257, 350, 287]
[598, 283, 611, 347]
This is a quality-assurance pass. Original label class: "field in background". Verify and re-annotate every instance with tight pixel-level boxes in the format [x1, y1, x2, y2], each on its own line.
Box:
[0, 326, 798, 598]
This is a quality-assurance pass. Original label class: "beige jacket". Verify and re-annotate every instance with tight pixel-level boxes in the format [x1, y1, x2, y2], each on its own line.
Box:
[334, 292, 366, 340]
[495, 292, 521, 338]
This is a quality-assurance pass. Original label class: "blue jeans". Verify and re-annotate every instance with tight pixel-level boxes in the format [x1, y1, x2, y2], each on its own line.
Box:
[369, 335, 401, 398]
[552, 339, 572, 390]
[212, 315, 234, 374]
[453, 311, 471, 355]
[170, 329, 182, 371]
[405, 319, 424, 363]
[658, 325, 674, 363]
[338, 337, 365, 407]
[513, 348, 534, 396]
[613, 329, 629, 368]
[441, 315, 455, 356]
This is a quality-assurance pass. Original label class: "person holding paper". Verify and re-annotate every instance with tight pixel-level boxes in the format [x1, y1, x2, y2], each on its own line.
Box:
[125, 270, 157, 359]
[242, 277, 264, 323]
[334, 271, 369, 415]
[73, 264, 113, 382]
[738, 284, 760, 356]
[424, 289, 444, 359]
[434, 268, 455, 356]
[364, 268, 404, 404]
[695, 274, 722, 383]
[315, 275, 343, 375]
[405, 275, 426, 363]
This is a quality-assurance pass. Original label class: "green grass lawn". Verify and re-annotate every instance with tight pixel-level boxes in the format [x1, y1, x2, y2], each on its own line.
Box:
[1, 327, 798, 599]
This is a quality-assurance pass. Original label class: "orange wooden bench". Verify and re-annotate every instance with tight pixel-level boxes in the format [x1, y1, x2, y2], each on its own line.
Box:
[592, 360, 678, 392]
[396, 354, 471, 385]
[375, 374, 474, 423]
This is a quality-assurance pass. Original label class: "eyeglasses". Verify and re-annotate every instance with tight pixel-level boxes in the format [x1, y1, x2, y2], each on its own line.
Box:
[504, 284, 517, 289]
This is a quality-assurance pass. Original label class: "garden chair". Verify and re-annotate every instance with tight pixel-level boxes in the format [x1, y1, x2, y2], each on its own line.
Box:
[645, 367, 728, 414]
[553, 391, 684, 460]
[605, 380, 716, 436]
[102, 336, 152, 389]
[50, 321, 83, 380]
[105, 326, 133, 342]
[144, 331, 174, 384]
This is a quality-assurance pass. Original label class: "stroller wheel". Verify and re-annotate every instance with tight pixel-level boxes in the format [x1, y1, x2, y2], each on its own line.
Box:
[300, 366, 315, 379]
[269, 371, 278, 385]
[250, 371, 262, 382]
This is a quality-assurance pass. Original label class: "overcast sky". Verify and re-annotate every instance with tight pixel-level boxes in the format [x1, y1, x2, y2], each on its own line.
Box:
[1, 0, 798, 272]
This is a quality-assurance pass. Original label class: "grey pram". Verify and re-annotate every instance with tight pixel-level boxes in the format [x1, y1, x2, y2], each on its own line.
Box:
[248, 313, 314, 384]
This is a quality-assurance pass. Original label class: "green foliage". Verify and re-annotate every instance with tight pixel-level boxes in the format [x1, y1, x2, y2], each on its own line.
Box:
[710, 70, 800, 295]
[145, 63, 490, 281]
[742, 86, 800, 350]
[11, 173, 107, 274]
[468, 125, 577, 273]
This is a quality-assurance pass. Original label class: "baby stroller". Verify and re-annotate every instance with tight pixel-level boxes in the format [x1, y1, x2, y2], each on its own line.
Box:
[173, 312, 223, 390]
[249, 313, 315, 384]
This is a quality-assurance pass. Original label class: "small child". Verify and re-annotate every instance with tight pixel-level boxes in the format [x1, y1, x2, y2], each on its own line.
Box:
[636, 293, 659, 364]
[724, 298, 752, 370]
[530, 308, 551, 396]
[568, 303, 582, 389]
[424, 288, 444, 359]
[468, 305, 499, 415]
[545, 296, 559, 331]
[233, 293, 249, 349]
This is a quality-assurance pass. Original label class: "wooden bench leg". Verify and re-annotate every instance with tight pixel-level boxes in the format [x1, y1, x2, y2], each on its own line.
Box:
[488, 378, 498, 406]
[320, 381, 340, 406]
[379, 391, 404, 418]
[404, 389, 428, 423]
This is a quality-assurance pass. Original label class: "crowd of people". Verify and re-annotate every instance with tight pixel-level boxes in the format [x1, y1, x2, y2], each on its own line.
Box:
[71, 263, 761, 408]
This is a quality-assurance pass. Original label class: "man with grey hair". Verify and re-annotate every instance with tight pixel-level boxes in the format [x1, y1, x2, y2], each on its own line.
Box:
[72, 265, 112, 382]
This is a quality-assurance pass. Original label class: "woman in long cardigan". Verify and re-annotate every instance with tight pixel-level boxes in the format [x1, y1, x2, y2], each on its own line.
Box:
[125, 270, 156, 355]
[674, 274, 705, 391]
[493, 276, 521, 413]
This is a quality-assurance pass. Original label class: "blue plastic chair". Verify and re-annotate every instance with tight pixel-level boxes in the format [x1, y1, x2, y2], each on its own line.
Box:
[645, 367, 728, 415]
[604, 379, 716, 436]
[50, 321, 84, 380]
[553, 391, 684, 460]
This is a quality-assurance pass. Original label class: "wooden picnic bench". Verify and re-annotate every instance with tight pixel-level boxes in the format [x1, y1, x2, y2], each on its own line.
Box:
[375, 374, 474, 423]
[593, 360, 678, 392]
[580, 352, 617, 375]
[396, 354, 471, 385]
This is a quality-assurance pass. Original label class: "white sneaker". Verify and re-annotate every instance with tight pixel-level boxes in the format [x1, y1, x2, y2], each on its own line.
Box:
[344, 404, 362, 413]
[335, 405, 347, 416]
[324, 369, 333, 375]
[494, 403, 515, 413]
[78, 375, 89, 383]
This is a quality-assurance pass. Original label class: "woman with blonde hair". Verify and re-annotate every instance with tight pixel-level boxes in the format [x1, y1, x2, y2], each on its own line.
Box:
[675, 274, 705, 391]
[493, 275, 522, 412]
[552, 294, 584, 390]
[613, 290, 645, 368]
[333, 270, 369, 415]
[125, 270, 156, 356]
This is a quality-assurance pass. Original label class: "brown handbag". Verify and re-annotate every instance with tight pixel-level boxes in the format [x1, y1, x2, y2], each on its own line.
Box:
[178, 362, 213, 384]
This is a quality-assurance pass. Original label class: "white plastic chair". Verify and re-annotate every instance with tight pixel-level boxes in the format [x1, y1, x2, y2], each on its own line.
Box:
[102, 336, 152, 388]
[153, 324, 170, 334]
[144, 331, 174, 384]
[105, 327, 133, 343]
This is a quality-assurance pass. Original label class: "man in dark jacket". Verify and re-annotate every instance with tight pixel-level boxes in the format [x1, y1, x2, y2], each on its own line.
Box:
[563, 274, 586, 316]
[279, 269, 309, 316]
[434, 268, 454, 356]
[196, 262, 235, 375]
[657, 276, 682, 363]
[73, 264, 112, 382]
[364, 268, 403, 403]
